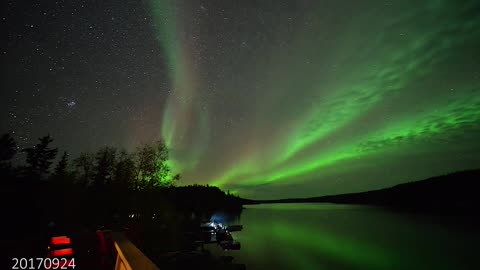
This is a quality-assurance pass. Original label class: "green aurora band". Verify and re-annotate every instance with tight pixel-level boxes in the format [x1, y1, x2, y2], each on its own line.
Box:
[149, 0, 480, 198]
[150, 0, 209, 173]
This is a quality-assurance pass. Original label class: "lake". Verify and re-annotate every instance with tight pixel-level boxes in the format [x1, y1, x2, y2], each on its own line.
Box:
[206, 203, 478, 270]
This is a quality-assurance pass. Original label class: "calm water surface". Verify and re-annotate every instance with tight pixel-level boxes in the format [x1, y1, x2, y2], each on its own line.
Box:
[207, 203, 478, 270]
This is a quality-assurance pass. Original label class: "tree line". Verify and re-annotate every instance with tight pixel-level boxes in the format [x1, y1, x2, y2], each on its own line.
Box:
[0, 132, 180, 190]
[2, 132, 245, 236]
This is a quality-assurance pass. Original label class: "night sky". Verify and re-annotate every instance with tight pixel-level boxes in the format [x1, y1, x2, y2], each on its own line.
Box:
[1, 0, 479, 199]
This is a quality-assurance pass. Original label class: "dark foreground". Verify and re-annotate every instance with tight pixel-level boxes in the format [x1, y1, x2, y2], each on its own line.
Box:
[3, 169, 479, 269]
[1, 180, 246, 269]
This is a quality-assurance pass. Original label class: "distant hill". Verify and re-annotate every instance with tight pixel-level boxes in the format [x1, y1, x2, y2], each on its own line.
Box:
[248, 169, 480, 214]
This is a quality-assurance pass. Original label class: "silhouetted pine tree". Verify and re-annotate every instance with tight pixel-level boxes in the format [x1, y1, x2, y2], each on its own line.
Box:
[73, 152, 94, 186]
[0, 133, 17, 178]
[93, 146, 116, 189]
[22, 135, 58, 180]
[53, 151, 69, 180]
[114, 150, 135, 190]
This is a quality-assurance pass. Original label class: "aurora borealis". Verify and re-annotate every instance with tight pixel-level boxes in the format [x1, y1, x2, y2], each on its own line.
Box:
[149, 0, 480, 198]
[2, 0, 479, 199]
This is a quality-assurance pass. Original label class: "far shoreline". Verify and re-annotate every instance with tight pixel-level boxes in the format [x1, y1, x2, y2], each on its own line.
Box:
[241, 169, 480, 217]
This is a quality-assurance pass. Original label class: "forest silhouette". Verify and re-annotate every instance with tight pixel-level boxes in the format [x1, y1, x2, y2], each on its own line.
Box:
[1, 132, 245, 243]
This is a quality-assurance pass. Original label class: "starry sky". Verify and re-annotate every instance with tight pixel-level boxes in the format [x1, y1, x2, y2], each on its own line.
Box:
[1, 0, 479, 199]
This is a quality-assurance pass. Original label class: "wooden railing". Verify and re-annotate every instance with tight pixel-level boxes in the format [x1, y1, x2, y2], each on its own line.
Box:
[111, 232, 160, 270]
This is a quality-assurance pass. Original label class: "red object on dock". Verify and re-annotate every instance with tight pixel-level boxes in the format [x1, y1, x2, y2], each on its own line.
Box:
[51, 248, 74, 257]
[48, 235, 74, 258]
[50, 236, 71, 245]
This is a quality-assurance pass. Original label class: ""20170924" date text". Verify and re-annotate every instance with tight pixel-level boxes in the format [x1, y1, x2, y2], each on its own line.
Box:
[11, 258, 76, 269]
